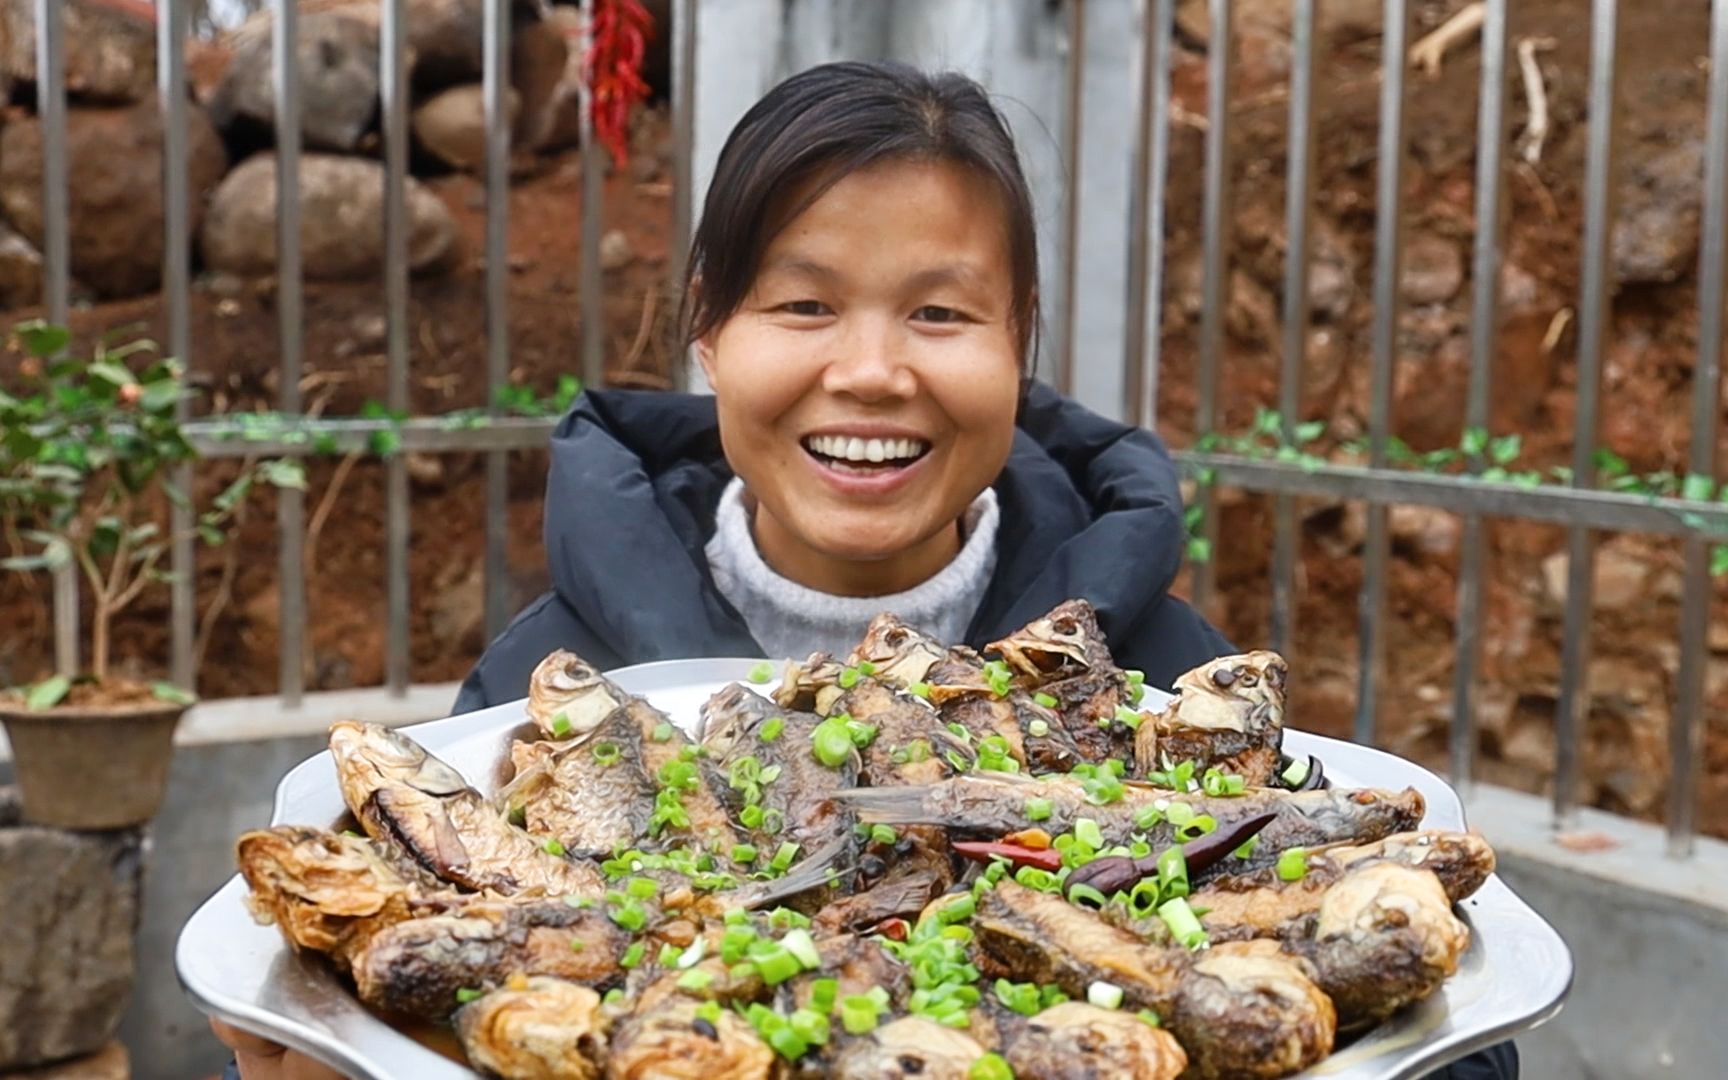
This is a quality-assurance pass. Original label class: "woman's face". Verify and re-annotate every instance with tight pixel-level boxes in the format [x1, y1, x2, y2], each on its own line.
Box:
[697, 158, 1022, 597]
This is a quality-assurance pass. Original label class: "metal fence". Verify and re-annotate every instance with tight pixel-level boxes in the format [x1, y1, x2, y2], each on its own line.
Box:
[18, 0, 1728, 857]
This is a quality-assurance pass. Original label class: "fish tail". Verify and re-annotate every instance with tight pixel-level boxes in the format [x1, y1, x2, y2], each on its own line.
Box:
[737, 834, 854, 909]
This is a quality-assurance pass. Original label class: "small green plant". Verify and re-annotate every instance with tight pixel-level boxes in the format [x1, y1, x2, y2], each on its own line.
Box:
[0, 320, 304, 706]
[1184, 407, 1728, 573]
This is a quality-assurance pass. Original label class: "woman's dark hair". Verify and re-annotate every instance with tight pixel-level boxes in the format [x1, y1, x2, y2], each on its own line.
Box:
[682, 61, 1041, 371]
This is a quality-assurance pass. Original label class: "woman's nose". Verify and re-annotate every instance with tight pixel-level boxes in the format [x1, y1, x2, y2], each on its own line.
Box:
[820, 320, 917, 402]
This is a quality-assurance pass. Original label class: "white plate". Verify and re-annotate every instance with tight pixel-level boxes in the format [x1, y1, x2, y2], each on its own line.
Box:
[176, 658, 1571, 1079]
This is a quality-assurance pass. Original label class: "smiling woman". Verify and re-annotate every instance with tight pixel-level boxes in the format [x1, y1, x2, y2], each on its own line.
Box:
[445, 59, 1241, 701]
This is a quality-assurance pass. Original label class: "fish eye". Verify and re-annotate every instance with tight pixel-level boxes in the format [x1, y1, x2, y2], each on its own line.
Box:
[1211, 667, 1238, 688]
[887, 628, 908, 648]
[1053, 616, 1078, 637]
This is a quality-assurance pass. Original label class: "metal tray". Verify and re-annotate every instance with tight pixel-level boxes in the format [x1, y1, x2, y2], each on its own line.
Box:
[178, 657, 1572, 1079]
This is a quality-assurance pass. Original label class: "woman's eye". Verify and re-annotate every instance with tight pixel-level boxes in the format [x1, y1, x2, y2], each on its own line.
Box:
[779, 300, 830, 316]
[912, 305, 967, 324]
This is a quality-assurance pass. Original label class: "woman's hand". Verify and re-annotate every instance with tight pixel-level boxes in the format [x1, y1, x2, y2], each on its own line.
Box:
[209, 1018, 350, 1080]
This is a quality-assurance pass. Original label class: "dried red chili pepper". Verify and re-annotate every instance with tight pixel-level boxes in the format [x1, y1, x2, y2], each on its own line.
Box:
[951, 840, 1065, 873]
[585, 0, 655, 167]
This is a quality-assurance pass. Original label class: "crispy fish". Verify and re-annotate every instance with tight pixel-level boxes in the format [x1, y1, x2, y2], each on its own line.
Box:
[840, 773, 1426, 879]
[236, 826, 434, 972]
[1003, 1001, 1188, 1080]
[455, 975, 607, 1080]
[500, 696, 739, 860]
[605, 997, 777, 1080]
[973, 881, 1334, 1080]
[1136, 651, 1288, 786]
[524, 650, 632, 741]
[831, 1017, 988, 1079]
[989, 600, 1139, 763]
[350, 897, 631, 1020]
[1188, 830, 1496, 938]
[329, 720, 604, 897]
[773, 653, 848, 715]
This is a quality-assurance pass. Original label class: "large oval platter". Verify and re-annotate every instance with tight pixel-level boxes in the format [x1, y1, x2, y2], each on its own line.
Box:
[177, 657, 1571, 1080]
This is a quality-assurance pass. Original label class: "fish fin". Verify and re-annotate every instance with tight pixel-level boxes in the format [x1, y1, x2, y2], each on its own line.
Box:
[833, 784, 944, 825]
[737, 834, 853, 910]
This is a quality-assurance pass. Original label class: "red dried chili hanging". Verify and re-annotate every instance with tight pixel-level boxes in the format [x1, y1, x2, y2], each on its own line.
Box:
[585, 0, 655, 168]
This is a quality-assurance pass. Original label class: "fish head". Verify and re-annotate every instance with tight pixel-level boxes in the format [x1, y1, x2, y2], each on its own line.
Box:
[988, 599, 1110, 680]
[772, 652, 847, 714]
[1163, 651, 1289, 735]
[527, 650, 629, 739]
[329, 720, 470, 815]
[699, 682, 774, 758]
[833, 1017, 987, 1079]
[849, 613, 949, 689]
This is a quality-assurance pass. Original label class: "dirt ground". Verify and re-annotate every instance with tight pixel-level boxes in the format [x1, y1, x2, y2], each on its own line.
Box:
[3, 0, 1725, 838]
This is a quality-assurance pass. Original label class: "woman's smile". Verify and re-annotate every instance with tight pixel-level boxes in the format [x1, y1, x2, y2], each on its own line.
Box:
[799, 425, 935, 495]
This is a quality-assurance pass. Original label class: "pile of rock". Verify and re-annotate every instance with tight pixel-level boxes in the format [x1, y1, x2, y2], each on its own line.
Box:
[0, 0, 639, 308]
[0, 786, 142, 1078]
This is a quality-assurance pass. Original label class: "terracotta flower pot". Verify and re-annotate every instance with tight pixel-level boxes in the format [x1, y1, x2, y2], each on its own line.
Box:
[0, 696, 189, 830]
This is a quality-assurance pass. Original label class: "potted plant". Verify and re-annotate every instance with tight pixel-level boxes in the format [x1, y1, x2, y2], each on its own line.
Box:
[0, 320, 303, 830]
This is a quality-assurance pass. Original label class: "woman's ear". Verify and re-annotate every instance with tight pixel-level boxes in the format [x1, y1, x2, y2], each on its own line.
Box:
[694, 333, 720, 390]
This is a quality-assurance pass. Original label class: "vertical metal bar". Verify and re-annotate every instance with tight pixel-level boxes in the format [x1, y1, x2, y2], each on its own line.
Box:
[484, 0, 513, 641]
[1355, 0, 1413, 748]
[580, 0, 607, 391]
[668, 0, 698, 391]
[1669, 0, 1728, 857]
[1270, 0, 1320, 656]
[1058, 0, 1086, 398]
[1123, 0, 1177, 429]
[1452, 0, 1514, 792]
[162, 1, 195, 692]
[274, 0, 306, 706]
[1191, 0, 1235, 612]
[1555, 0, 1623, 828]
[383, 0, 411, 696]
[35, 0, 76, 677]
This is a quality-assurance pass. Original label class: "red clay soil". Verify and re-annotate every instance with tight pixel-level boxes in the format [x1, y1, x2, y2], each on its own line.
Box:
[2, 0, 1726, 839]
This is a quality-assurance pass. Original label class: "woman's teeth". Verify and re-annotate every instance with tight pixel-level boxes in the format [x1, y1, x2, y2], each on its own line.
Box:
[803, 434, 929, 466]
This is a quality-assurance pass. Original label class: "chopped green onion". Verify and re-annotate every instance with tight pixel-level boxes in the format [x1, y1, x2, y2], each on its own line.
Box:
[1137, 1008, 1161, 1027]
[1074, 818, 1104, 850]
[1105, 759, 1127, 778]
[651, 721, 674, 742]
[1158, 896, 1207, 949]
[1202, 767, 1247, 797]
[760, 716, 785, 742]
[677, 968, 715, 990]
[1175, 814, 1217, 842]
[677, 937, 707, 968]
[840, 995, 883, 1034]
[782, 928, 821, 969]
[563, 895, 594, 909]
[695, 1000, 723, 1023]
[754, 947, 803, 986]
[658, 942, 683, 967]
[1128, 877, 1163, 919]
[551, 713, 573, 738]
[591, 741, 621, 766]
[1068, 883, 1108, 908]
[768, 907, 811, 930]
[740, 805, 765, 829]
[1027, 719, 1050, 739]
[1081, 770, 1124, 805]
[790, 1007, 830, 1047]
[810, 977, 839, 1013]
[771, 841, 800, 873]
[1114, 705, 1144, 730]
[626, 876, 658, 899]
[1024, 797, 1053, 822]
[871, 824, 898, 845]
[1281, 757, 1311, 787]
[1134, 803, 1164, 830]
[970, 1053, 1015, 1080]
[568, 938, 585, 952]
[603, 988, 625, 1005]
[1156, 847, 1189, 898]
[1033, 692, 1059, 709]
[1233, 835, 1259, 860]
[1086, 981, 1125, 1010]
[839, 666, 861, 689]
[1014, 866, 1058, 891]
[982, 660, 1015, 697]
[1165, 802, 1195, 829]
[455, 987, 484, 1004]
[847, 719, 880, 749]
[542, 838, 566, 857]
[761, 808, 785, 834]
[721, 924, 757, 964]
[608, 901, 648, 933]
[620, 942, 645, 968]
[1277, 847, 1310, 881]
[994, 978, 1042, 1017]
[811, 717, 854, 768]
[909, 681, 933, 699]
[938, 894, 976, 924]
[731, 843, 758, 864]
[976, 735, 1019, 774]
[858, 660, 877, 676]
[748, 662, 775, 684]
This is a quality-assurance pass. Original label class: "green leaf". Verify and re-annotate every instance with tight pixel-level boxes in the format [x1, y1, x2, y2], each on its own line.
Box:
[1712, 546, 1728, 577]
[1186, 537, 1213, 563]
[1197, 467, 1216, 486]
[1194, 432, 1220, 453]
[149, 681, 196, 706]
[0, 553, 54, 572]
[1489, 434, 1522, 465]
[312, 431, 340, 456]
[25, 675, 71, 710]
[89, 361, 137, 387]
[258, 460, 307, 491]
[1682, 473, 1716, 503]
[16, 321, 71, 358]
[1482, 466, 1508, 483]
[139, 380, 185, 414]
[368, 429, 403, 456]
[212, 473, 255, 512]
[1593, 448, 1630, 477]
[197, 523, 226, 546]
[1460, 427, 1489, 457]
[1294, 420, 1326, 445]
